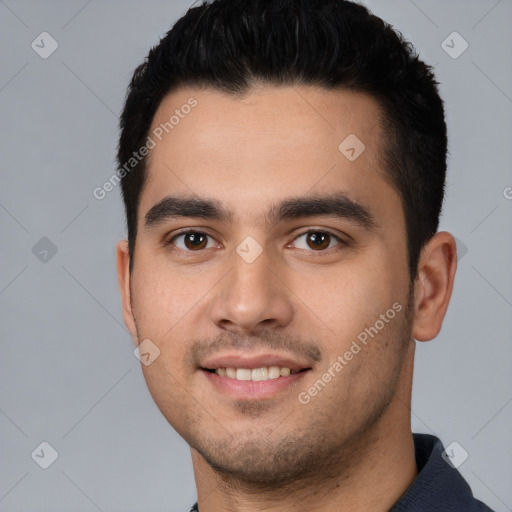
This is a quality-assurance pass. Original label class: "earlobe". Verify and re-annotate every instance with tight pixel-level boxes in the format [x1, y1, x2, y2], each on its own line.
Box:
[411, 231, 457, 342]
[116, 239, 138, 345]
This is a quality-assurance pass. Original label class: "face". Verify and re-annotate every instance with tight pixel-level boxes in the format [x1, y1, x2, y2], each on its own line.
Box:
[119, 85, 416, 485]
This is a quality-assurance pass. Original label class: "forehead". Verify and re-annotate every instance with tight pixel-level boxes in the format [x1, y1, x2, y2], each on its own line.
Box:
[140, 85, 400, 228]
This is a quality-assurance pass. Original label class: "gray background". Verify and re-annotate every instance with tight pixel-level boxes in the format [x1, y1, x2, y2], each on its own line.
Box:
[1, 0, 511, 511]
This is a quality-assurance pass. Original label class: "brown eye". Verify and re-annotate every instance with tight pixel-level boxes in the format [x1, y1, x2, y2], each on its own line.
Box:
[169, 231, 215, 251]
[306, 232, 331, 250]
[184, 232, 208, 250]
[292, 231, 342, 251]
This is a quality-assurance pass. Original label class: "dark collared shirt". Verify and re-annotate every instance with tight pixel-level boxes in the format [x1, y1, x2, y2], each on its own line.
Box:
[189, 433, 494, 511]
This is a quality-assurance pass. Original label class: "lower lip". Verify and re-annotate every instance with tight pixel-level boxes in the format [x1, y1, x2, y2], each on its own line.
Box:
[201, 369, 310, 400]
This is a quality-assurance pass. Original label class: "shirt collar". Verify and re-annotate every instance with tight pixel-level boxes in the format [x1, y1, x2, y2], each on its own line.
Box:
[390, 433, 492, 511]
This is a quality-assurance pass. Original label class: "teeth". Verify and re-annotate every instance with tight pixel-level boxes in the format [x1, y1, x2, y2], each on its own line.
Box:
[236, 368, 252, 381]
[268, 366, 281, 379]
[251, 367, 268, 381]
[214, 366, 299, 381]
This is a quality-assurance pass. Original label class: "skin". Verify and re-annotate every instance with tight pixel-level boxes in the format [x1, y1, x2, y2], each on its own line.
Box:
[117, 85, 457, 512]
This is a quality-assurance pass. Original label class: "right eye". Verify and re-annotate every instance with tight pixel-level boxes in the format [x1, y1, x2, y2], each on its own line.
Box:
[166, 230, 219, 252]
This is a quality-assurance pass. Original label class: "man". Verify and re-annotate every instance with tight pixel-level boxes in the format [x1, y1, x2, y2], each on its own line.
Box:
[115, 0, 494, 510]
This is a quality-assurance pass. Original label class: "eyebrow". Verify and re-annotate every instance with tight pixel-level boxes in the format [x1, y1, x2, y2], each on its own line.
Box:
[144, 193, 377, 231]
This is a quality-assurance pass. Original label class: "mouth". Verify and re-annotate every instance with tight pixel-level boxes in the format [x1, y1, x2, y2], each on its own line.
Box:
[199, 353, 313, 400]
[202, 366, 310, 381]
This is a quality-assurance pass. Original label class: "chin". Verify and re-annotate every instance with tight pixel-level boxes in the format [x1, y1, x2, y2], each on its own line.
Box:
[192, 432, 328, 487]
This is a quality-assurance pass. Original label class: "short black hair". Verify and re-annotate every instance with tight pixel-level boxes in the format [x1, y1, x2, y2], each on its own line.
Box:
[117, 0, 447, 279]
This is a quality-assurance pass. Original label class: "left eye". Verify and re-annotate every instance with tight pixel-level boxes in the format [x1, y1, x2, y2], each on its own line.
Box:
[291, 231, 342, 251]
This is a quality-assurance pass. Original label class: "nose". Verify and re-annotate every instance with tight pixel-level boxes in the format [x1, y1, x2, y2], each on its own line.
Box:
[209, 245, 295, 335]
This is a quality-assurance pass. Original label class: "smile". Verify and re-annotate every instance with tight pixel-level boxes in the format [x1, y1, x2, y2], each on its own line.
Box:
[205, 366, 307, 381]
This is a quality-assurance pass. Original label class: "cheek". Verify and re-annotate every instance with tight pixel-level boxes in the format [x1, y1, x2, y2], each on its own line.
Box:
[131, 259, 206, 338]
[140, 361, 196, 438]
[288, 251, 404, 347]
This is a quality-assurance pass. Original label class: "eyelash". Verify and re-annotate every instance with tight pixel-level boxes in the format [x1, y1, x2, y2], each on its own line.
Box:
[164, 229, 345, 254]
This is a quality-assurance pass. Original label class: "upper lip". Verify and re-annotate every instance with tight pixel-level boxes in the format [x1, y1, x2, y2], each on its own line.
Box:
[200, 353, 313, 372]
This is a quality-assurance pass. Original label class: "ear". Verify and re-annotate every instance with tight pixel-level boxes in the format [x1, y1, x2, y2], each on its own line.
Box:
[412, 231, 457, 342]
[116, 239, 139, 346]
